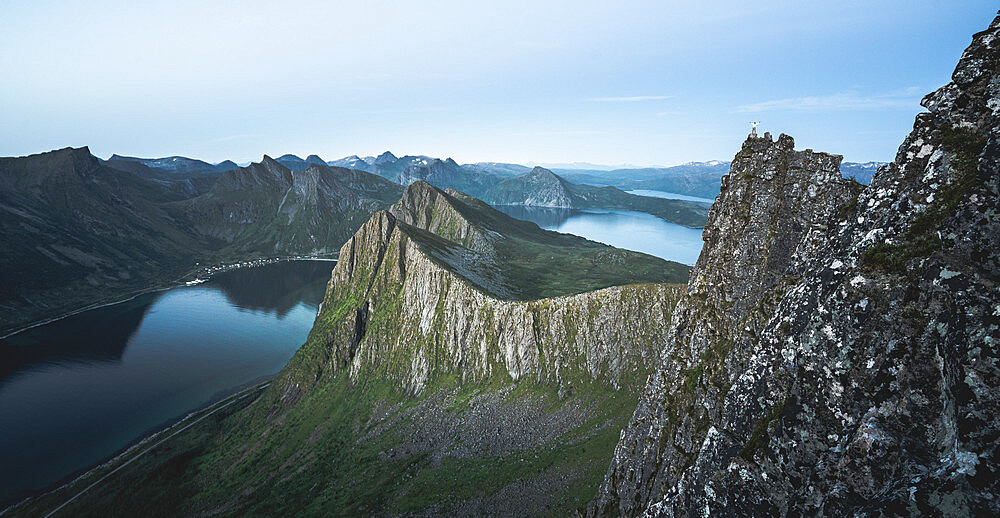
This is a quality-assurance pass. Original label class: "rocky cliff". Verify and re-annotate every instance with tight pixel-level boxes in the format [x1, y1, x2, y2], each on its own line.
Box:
[484, 166, 575, 207]
[282, 181, 688, 397]
[591, 13, 1000, 517]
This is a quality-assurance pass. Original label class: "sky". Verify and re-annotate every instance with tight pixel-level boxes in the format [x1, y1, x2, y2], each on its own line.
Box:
[1, 1, 997, 166]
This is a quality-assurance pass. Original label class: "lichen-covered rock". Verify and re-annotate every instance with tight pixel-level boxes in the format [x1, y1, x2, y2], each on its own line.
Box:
[590, 13, 1000, 517]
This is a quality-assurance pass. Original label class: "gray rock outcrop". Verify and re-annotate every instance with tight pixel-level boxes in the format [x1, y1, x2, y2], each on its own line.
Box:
[591, 13, 1000, 517]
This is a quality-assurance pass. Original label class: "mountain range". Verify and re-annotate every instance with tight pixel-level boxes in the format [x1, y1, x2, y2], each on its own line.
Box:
[270, 152, 884, 202]
[8, 179, 690, 516]
[481, 166, 710, 228]
[0, 152, 404, 335]
[0, 142, 711, 335]
[11, 13, 998, 516]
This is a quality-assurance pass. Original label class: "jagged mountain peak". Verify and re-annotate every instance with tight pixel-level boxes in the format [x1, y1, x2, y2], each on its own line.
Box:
[261, 155, 290, 170]
[591, 12, 1000, 517]
[389, 180, 470, 238]
[0, 147, 100, 188]
[526, 166, 563, 181]
[23, 145, 94, 162]
[374, 150, 398, 164]
[212, 155, 292, 191]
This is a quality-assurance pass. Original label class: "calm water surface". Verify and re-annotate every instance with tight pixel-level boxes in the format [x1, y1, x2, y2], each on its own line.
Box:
[496, 205, 705, 265]
[0, 260, 333, 504]
[625, 189, 716, 205]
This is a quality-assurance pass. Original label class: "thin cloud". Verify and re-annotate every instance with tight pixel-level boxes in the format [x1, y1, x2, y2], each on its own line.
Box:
[588, 95, 673, 102]
[735, 88, 923, 113]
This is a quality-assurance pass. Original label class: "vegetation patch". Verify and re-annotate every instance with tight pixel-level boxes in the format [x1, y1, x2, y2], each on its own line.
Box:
[738, 396, 788, 460]
[862, 124, 984, 275]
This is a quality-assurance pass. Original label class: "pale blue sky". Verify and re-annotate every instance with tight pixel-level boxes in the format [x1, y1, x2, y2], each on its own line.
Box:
[1, 1, 996, 165]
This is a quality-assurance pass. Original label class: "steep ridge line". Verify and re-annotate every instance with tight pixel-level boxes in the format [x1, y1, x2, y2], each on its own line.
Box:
[280, 183, 689, 396]
[590, 12, 1000, 517]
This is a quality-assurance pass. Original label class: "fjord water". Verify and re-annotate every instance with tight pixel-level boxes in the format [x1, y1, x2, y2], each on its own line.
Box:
[497, 205, 706, 265]
[625, 189, 716, 205]
[0, 260, 333, 504]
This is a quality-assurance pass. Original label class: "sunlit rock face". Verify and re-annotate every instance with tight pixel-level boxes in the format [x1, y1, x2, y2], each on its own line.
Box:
[590, 13, 1000, 517]
[289, 181, 685, 397]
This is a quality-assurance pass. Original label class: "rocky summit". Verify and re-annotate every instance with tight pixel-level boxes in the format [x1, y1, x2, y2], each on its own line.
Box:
[590, 13, 1000, 517]
[292, 181, 686, 396]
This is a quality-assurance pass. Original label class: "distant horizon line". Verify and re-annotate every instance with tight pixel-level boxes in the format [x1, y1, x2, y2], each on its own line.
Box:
[3, 145, 889, 171]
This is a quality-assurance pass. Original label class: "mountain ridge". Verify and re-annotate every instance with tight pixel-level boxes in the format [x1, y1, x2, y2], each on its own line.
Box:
[0, 151, 406, 334]
[590, 13, 1000, 516]
[482, 166, 710, 228]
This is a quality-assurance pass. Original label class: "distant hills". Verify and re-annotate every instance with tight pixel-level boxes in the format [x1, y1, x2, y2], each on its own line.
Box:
[104, 154, 239, 197]
[324, 151, 512, 197]
[481, 166, 709, 228]
[106, 154, 238, 175]
[274, 154, 327, 171]
[549, 160, 884, 198]
[0, 148, 403, 334]
[184, 157, 404, 256]
[261, 154, 712, 227]
[250, 152, 884, 201]
[0, 146, 882, 333]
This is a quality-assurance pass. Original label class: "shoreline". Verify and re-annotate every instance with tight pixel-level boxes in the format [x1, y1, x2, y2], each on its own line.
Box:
[0, 254, 337, 339]
[2, 380, 273, 516]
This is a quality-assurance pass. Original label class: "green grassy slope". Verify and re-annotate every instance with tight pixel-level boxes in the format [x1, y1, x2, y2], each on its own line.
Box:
[9, 182, 688, 517]
[394, 181, 690, 299]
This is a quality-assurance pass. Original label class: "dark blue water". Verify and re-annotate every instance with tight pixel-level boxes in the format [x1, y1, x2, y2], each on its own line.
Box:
[496, 205, 705, 265]
[0, 260, 333, 504]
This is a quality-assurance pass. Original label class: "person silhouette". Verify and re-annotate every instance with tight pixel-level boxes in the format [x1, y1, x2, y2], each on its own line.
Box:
[750, 121, 760, 137]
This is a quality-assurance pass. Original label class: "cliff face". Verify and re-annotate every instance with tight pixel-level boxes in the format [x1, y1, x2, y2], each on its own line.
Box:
[591, 14, 1000, 517]
[290, 202, 683, 397]
[484, 166, 575, 207]
[388, 180, 498, 254]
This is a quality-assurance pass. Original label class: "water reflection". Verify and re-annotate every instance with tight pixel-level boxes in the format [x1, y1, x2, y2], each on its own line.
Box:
[0, 260, 333, 505]
[625, 189, 716, 206]
[494, 205, 705, 266]
[0, 294, 158, 385]
[209, 260, 331, 316]
[493, 205, 579, 228]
